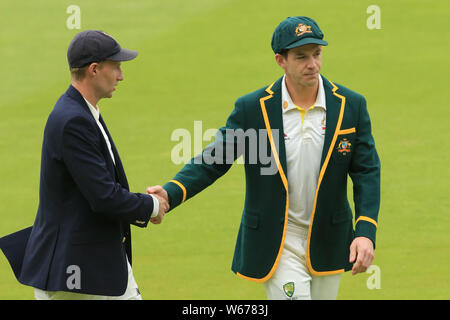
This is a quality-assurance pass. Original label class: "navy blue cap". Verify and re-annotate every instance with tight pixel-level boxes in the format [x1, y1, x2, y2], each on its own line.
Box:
[271, 16, 328, 54]
[67, 30, 138, 68]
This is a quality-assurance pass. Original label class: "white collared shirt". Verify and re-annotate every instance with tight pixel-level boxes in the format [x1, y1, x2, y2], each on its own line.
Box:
[83, 97, 159, 218]
[84, 98, 116, 166]
[282, 74, 326, 227]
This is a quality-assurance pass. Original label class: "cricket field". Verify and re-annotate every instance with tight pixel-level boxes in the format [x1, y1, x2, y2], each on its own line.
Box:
[0, 0, 448, 299]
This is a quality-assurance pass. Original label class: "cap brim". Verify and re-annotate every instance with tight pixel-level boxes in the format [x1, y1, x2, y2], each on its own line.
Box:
[106, 48, 138, 62]
[284, 38, 328, 50]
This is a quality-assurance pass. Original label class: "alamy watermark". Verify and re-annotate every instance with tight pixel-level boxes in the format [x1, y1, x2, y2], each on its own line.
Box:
[66, 264, 81, 290]
[170, 121, 279, 176]
[66, 5, 81, 30]
[366, 5, 381, 30]
[366, 264, 381, 290]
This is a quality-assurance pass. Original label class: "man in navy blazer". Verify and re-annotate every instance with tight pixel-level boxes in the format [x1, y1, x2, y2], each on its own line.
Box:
[0, 30, 168, 299]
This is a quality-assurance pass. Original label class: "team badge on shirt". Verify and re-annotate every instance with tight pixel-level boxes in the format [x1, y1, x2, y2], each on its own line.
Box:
[321, 116, 326, 135]
[337, 138, 352, 155]
[283, 282, 295, 298]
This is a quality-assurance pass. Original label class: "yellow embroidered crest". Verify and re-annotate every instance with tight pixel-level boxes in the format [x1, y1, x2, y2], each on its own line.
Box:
[295, 23, 312, 37]
[337, 138, 351, 155]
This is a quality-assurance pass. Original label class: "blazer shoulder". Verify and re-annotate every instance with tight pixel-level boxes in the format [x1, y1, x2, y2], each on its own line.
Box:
[235, 77, 283, 108]
[235, 87, 266, 106]
[49, 93, 92, 127]
[331, 81, 366, 104]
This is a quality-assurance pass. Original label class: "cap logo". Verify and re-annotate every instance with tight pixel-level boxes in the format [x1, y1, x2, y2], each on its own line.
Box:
[295, 23, 312, 37]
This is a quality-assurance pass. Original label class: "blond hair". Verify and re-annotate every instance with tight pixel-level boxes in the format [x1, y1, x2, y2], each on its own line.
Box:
[70, 66, 89, 81]
[70, 61, 105, 81]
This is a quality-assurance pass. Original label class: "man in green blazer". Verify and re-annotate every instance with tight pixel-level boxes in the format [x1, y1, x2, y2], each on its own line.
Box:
[148, 16, 380, 300]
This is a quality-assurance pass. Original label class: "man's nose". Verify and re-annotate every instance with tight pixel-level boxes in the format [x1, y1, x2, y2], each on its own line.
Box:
[117, 67, 124, 81]
[306, 56, 316, 69]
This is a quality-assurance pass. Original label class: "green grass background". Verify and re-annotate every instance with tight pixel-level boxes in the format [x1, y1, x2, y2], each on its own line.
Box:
[0, 0, 449, 299]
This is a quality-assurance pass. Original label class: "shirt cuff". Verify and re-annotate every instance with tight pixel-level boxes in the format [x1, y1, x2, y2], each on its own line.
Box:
[148, 194, 159, 218]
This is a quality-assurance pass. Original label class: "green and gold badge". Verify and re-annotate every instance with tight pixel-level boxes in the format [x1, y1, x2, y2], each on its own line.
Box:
[283, 282, 295, 298]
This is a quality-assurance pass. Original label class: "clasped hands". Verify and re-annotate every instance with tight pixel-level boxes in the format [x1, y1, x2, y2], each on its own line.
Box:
[146, 185, 169, 224]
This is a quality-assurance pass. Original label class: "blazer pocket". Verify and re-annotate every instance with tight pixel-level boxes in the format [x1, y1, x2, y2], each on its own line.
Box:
[332, 208, 353, 224]
[241, 211, 259, 229]
[338, 127, 356, 135]
[70, 231, 119, 245]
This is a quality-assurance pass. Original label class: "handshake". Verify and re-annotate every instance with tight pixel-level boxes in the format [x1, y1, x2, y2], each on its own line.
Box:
[146, 185, 170, 225]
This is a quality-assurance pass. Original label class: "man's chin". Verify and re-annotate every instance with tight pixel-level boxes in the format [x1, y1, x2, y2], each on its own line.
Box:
[105, 88, 116, 98]
[301, 78, 318, 87]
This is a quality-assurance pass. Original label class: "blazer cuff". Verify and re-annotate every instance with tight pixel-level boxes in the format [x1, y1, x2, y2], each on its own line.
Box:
[131, 194, 154, 228]
[163, 180, 186, 211]
[355, 217, 377, 249]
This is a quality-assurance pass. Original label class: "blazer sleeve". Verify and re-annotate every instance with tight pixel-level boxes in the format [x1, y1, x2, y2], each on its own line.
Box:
[61, 116, 153, 226]
[163, 98, 246, 211]
[349, 96, 381, 247]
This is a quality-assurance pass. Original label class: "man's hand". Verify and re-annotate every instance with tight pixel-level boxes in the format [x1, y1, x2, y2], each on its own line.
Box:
[146, 185, 169, 224]
[349, 236, 374, 275]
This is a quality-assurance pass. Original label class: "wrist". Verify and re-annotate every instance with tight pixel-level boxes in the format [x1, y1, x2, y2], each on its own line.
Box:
[148, 194, 159, 218]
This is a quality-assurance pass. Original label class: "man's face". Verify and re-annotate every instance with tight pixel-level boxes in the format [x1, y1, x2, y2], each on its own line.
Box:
[275, 44, 322, 88]
[91, 60, 124, 99]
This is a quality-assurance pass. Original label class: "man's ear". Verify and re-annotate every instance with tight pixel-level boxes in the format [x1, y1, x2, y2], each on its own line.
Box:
[275, 53, 286, 70]
[87, 62, 100, 77]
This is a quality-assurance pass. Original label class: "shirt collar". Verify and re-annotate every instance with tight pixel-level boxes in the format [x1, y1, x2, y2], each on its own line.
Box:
[83, 97, 100, 122]
[281, 74, 326, 113]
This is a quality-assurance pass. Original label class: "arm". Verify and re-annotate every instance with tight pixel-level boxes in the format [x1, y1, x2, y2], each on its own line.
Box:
[153, 98, 246, 212]
[62, 116, 154, 227]
[348, 96, 381, 274]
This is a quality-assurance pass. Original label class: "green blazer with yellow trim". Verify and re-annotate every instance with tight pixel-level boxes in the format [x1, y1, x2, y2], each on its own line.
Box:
[163, 75, 380, 281]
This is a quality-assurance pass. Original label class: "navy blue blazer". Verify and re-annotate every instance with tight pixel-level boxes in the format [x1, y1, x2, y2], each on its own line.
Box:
[0, 85, 154, 296]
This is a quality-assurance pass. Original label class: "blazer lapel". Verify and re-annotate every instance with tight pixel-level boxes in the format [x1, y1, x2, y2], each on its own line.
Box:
[66, 85, 129, 189]
[99, 115, 130, 190]
[320, 75, 344, 167]
[258, 77, 288, 191]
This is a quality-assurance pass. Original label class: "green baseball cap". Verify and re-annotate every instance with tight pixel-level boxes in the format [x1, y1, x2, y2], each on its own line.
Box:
[271, 16, 328, 54]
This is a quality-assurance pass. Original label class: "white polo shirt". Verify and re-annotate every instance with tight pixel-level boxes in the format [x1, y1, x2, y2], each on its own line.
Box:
[282, 75, 326, 228]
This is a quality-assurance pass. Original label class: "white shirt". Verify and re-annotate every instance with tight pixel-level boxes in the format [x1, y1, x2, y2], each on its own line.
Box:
[282, 75, 326, 228]
[84, 98, 116, 165]
[83, 98, 159, 218]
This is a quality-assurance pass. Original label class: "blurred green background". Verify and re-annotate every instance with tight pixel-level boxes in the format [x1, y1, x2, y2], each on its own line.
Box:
[0, 0, 448, 299]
